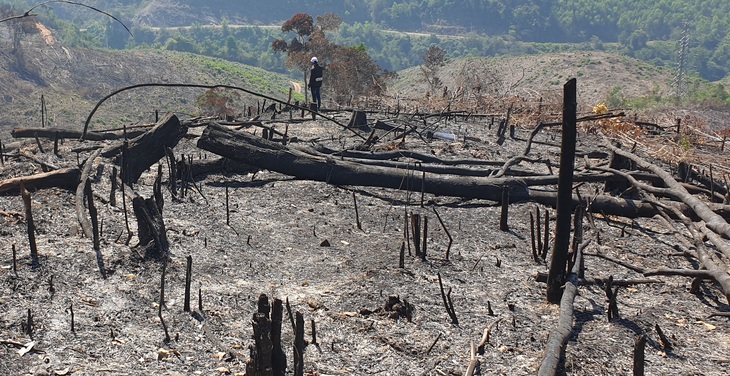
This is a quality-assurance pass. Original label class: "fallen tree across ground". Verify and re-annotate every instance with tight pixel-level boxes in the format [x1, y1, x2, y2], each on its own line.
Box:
[197, 122, 730, 220]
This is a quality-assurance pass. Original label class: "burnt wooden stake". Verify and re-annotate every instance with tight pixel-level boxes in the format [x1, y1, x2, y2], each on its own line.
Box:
[411, 213, 421, 256]
[165, 147, 177, 198]
[121, 140, 133, 187]
[53, 131, 59, 155]
[310, 319, 317, 346]
[710, 164, 715, 202]
[496, 118, 506, 145]
[249, 294, 273, 375]
[48, 274, 55, 295]
[85, 179, 106, 279]
[69, 303, 75, 333]
[426, 333, 442, 354]
[153, 164, 164, 213]
[530, 212, 539, 262]
[569, 205, 585, 273]
[488, 301, 494, 316]
[294, 312, 305, 376]
[399, 241, 405, 269]
[21, 185, 40, 269]
[500, 186, 509, 232]
[353, 192, 362, 230]
[285, 297, 296, 334]
[159, 265, 170, 343]
[0, 138, 4, 166]
[120, 141, 132, 245]
[179, 155, 187, 199]
[25, 308, 33, 337]
[404, 211, 411, 256]
[272, 298, 286, 376]
[198, 286, 203, 312]
[633, 334, 646, 376]
[437, 273, 459, 326]
[110, 167, 117, 207]
[547, 78, 577, 304]
[184, 255, 192, 312]
[34, 133, 45, 154]
[41, 95, 45, 128]
[655, 324, 672, 350]
[535, 207, 543, 255]
[225, 183, 230, 226]
[542, 209, 550, 260]
[421, 215, 428, 261]
[420, 171, 426, 207]
[431, 206, 453, 260]
[12, 244, 17, 276]
[605, 276, 620, 321]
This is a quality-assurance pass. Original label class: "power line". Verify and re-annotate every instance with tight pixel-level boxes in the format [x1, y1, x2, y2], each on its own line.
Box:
[674, 22, 690, 100]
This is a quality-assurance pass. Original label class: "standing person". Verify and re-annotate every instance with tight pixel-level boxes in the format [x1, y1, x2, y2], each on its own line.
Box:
[308, 57, 323, 111]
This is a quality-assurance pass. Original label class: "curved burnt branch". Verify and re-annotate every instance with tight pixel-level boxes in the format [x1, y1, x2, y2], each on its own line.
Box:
[81, 83, 364, 141]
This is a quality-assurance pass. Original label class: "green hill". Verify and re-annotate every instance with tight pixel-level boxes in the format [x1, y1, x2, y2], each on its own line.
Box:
[0, 38, 301, 137]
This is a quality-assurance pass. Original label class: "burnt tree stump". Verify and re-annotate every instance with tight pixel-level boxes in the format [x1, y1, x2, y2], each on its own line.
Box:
[247, 294, 287, 376]
[132, 195, 170, 260]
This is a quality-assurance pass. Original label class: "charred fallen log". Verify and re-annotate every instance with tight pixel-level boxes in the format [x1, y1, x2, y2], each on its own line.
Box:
[196, 122, 728, 219]
[102, 113, 187, 184]
[12, 127, 147, 141]
[0, 167, 81, 194]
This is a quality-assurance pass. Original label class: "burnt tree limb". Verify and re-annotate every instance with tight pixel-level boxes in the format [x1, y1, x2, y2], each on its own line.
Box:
[81, 83, 363, 141]
[606, 141, 730, 238]
[538, 275, 577, 376]
[197, 123, 730, 220]
[101, 113, 187, 184]
[75, 149, 103, 239]
[539, 210, 584, 376]
[0, 167, 80, 194]
[12, 127, 146, 141]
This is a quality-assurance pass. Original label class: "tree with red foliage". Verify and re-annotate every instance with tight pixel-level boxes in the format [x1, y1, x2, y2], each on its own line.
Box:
[272, 13, 392, 106]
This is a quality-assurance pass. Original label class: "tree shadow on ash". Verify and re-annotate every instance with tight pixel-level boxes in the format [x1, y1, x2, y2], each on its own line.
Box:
[558, 295, 688, 375]
[693, 282, 730, 312]
[348, 188, 503, 209]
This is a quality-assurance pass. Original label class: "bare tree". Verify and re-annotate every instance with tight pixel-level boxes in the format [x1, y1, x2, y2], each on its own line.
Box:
[421, 46, 447, 94]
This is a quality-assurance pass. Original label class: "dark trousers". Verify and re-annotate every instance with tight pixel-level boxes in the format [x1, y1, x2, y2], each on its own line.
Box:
[310, 86, 321, 110]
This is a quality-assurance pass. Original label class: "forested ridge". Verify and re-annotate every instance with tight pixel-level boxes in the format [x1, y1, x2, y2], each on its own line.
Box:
[3, 0, 730, 81]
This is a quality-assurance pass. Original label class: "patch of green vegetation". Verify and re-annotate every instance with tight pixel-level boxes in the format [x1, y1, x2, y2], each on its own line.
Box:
[608, 83, 667, 109]
[576, 57, 595, 67]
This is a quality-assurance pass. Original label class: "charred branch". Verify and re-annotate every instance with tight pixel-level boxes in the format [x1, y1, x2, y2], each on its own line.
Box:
[0, 167, 80, 194]
[102, 113, 187, 184]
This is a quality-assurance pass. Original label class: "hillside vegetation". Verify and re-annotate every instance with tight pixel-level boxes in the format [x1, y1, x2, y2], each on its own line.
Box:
[0, 30, 691, 139]
[3, 0, 730, 82]
[0, 37, 301, 137]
